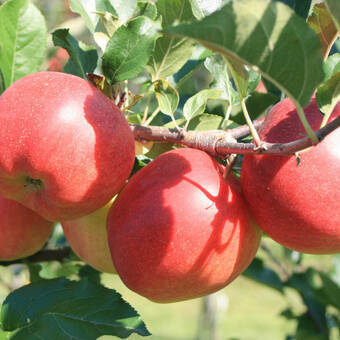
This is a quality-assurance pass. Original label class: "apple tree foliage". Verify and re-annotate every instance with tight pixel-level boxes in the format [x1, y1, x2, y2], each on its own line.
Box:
[0, 0, 339, 339]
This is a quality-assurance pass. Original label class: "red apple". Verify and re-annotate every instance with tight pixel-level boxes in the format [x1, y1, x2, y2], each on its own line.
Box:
[62, 200, 116, 273]
[0, 72, 135, 221]
[241, 98, 340, 254]
[0, 195, 54, 261]
[107, 148, 261, 303]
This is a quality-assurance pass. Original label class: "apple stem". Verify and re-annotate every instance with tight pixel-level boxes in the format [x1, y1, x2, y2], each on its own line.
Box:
[223, 154, 237, 179]
[240, 98, 262, 147]
[293, 100, 319, 144]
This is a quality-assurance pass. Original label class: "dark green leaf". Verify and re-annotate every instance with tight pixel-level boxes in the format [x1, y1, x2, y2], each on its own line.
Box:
[52, 29, 98, 79]
[1, 278, 150, 340]
[0, 0, 47, 88]
[314, 272, 340, 310]
[325, 0, 340, 32]
[102, 16, 160, 83]
[164, 0, 324, 107]
[294, 0, 312, 20]
[68, 0, 117, 33]
[243, 258, 284, 292]
[295, 313, 329, 340]
[147, 0, 196, 79]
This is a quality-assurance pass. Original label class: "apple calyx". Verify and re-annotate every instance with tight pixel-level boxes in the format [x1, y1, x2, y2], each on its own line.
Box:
[24, 176, 43, 191]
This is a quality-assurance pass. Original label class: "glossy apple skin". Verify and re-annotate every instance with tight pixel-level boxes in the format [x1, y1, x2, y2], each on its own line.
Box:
[0, 196, 54, 261]
[0, 72, 135, 221]
[62, 200, 116, 273]
[107, 148, 261, 303]
[241, 98, 340, 254]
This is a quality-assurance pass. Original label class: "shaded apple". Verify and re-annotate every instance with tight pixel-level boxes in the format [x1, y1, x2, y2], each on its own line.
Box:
[0, 195, 54, 261]
[107, 148, 261, 303]
[62, 200, 116, 273]
[241, 98, 340, 254]
[0, 72, 135, 221]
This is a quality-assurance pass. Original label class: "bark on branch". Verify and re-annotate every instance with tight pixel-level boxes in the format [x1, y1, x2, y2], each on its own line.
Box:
[131, 116, 340, 157]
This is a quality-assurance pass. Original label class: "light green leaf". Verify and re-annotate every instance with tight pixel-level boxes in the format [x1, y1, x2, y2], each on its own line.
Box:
[52, 29, 98, 79]
[102, 16, 160, 84]
[154, 79, 179, 117]
[138, 0, 158, 20]
[308, 3, 338, 59]
[112, 0, 138, 24]
[164, 0, 324, 107]
[188, 113, 223, 130]
[325, 0, 340, 32]
[316, 71, 340, 121]
[68, 0, 117, 33]
[183, 89, 222, 121]
[0, 278, 150, 340]
[323, 53, 340, 81]
[147, 0, 196, 79]
[0, 0, 47, 89]
[190, 0, 231, 19]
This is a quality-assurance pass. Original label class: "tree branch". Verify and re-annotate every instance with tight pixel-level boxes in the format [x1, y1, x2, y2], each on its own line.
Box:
[131, 116, 340, 157]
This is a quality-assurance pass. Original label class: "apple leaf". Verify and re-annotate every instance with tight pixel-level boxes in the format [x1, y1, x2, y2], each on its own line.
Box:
[111, 0, 138, 24]
[154, 79, 179, 117]
[0, 277, 150, 340]
[52, 29, 98, 79]
[188, 113, 223, 131]
[308, 3, 338, 59]
[323, 53, 340, 81]
[183, 89, 222, 122]
[164, 0, 325, 107]
[68, 0, 117, 33]
[243, 258, 284, 293]
[325, 0, 340, 32]
[316, 70, 340, 120]
[0, 0, 46, 89]
[147, 0, 196, 80]
[190, 0, 232, 19]
[138, 1, 158, 20]
[102, 16, 160, 84]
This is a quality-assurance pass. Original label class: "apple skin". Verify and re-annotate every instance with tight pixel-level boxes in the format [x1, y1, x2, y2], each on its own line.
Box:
[0, 72, 135, 221]
[62, 200, 116, 273]
[107, 148, 261, 303]
[241, 98, 340, 254]
[0, 195, 54, 261]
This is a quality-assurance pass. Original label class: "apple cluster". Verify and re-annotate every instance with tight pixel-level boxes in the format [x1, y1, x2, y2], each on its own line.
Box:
[0, 72, 338, 303]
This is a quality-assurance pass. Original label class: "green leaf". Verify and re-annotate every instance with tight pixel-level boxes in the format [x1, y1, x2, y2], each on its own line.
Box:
[315, 272, 340, 310]
[308, 3, 338, 59]
[325, 0, 340, 32]
[138, 1, 158, 20]
[183, 89, 222, 121]
[147, 0, 196, 79]
[190, 0, 232, 19]
[164, 0, 324, 107]
[316, 71, 340, 119]
[111, 0, 138, 24]
[187, 113, 223, 130]
[154, 79, 179, 117]
[1, 278, 150, 340]
[323, 53, 340, 81]
[293, 0, 312, 20]
[102, 16, 160, 84]
[0, 0, 47, 89]
[243, 258, 284, 292]
[68, 0, 117, 33]
[52, 29, 98, 79]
